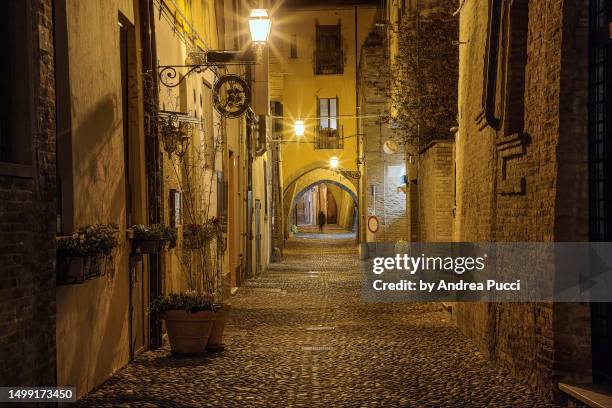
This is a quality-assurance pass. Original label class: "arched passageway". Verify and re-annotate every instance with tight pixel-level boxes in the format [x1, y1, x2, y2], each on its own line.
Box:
[289, 179, 358, 235]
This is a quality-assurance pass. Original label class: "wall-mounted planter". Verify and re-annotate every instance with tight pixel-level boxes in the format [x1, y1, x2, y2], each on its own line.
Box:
[132, 239, 164, 254]
[57, 255, 107, 285]
[57, 256, 87, 285]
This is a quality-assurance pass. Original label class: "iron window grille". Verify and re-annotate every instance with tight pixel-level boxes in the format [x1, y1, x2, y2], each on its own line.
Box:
[315, 126, 344, 150]
[316, 97, 343, 149]
[589, 0, 612, 386]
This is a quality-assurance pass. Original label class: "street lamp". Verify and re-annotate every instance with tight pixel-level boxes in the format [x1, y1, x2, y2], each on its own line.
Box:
[249, 9, 272, 43]
[330, 156, 339, 169]
[294, 120, 305, 137]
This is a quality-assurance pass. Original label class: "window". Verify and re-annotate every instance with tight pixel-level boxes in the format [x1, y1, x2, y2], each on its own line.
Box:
[0, 0, 34, 175]
[589, 0, 612, 386]
[202, 80, 214, 167]
[315, 23, 343, 75]
[290, 34, 297, 58]
[316, 97, 343, 149]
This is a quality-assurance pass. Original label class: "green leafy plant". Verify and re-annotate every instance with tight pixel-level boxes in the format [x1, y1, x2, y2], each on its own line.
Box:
[149, 291, 216, 315]
[57, 223, 119, 257]
[131, 224, 177, 249]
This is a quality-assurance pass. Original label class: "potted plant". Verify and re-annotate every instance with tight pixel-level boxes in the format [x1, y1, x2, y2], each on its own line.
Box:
[207, 302, 230, 351]
[149, 291, 217, 354]
[57, 223, 119, 284]
[129, 224, 177, 254]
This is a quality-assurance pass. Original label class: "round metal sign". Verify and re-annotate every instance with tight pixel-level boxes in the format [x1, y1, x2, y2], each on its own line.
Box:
[367, 215, 380, 234]
[212, 74, 251, 118]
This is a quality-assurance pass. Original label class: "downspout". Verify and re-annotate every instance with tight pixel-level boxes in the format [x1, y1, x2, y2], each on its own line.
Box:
[255, 114, 267, 156]
[355, 5, 363, 244]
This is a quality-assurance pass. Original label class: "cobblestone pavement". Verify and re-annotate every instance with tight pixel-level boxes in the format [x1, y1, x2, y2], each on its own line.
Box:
[78, 233, 557, 407]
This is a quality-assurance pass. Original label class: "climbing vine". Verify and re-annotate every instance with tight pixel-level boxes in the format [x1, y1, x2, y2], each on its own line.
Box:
[387, 5, 458, 150]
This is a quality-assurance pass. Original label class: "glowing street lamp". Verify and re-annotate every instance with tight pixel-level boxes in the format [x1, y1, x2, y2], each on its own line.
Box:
[294, 120, 305, 136]
[249, 9, 272, 43]
[330, 156, 339, 169]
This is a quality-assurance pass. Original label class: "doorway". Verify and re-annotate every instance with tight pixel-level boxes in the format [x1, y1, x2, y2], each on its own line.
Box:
[120, 17, 145, 359]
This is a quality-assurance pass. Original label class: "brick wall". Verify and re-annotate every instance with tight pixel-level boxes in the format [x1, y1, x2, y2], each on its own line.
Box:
[0, 0, 56, 386]
[360, 31, 408, 242]
[454, 0, 590, 400]
[418, 141, 453, 242]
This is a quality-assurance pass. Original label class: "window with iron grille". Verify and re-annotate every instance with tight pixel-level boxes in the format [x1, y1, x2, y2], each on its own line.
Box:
[589, 0, 612, 386]
[315, 23, 343, 75]
[315, 97, 343, 149]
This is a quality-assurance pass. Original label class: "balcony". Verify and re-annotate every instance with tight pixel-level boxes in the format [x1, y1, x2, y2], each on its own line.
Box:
[315, 126, 344, 150]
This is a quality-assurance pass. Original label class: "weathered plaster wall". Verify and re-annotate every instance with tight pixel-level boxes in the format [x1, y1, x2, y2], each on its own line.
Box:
[55, 0, 140, 397]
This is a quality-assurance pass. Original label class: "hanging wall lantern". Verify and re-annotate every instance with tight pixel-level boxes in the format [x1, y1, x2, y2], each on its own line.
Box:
[330, 156, 339, 169]
[249, 9, 272, 43]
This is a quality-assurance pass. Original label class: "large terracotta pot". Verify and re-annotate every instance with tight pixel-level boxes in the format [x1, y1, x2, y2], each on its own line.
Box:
[164, 310, 216, 355]
[207, 304, 231, 351]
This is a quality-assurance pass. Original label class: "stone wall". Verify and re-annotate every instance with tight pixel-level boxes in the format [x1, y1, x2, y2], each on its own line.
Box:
[454, 0, 590, 400]
[360, 31, 408, 243]
[0, 0, 57, 386]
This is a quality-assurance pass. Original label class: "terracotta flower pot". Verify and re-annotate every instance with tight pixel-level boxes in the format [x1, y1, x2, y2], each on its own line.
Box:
[164, 310, 217, 355]
[207, 304, 230, 351]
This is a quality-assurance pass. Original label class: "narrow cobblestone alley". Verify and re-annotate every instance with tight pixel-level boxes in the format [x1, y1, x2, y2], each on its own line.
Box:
[77, 233, 556, 407]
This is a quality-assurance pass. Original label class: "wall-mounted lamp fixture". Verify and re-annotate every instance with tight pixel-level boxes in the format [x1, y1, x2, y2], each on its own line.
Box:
[294, 120, 305, 136]
[249, 9, 272, 43]
[330, 156, 339, 169]
[159, 111, 196, 159]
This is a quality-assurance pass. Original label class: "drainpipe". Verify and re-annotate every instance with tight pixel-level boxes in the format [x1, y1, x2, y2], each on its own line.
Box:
[255, 114, 267, 157]
[139, 0, 163, 349]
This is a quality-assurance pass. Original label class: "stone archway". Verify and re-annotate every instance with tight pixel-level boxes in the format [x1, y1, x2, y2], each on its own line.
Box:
[287, 177, 358, 234]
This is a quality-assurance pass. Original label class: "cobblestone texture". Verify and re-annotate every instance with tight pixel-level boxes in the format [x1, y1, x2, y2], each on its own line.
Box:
[77, 234, 556, 407]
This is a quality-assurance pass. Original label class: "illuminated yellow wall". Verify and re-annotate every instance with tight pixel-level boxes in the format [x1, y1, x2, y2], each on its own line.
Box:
[269, 5, 378, 186]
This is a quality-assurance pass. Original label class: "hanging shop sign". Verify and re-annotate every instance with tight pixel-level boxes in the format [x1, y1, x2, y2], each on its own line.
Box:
[212, 74, 251, 118]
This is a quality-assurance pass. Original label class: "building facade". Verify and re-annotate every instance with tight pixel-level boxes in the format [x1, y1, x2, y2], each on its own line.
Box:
[0, 0, 57, 387]
[0, 0, 277, 397]
[270, 0, 378, 239]
[375, 0, 604, 402]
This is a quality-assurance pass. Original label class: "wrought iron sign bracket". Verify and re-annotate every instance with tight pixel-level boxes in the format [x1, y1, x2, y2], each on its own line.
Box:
[158, 50, 258, 88]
